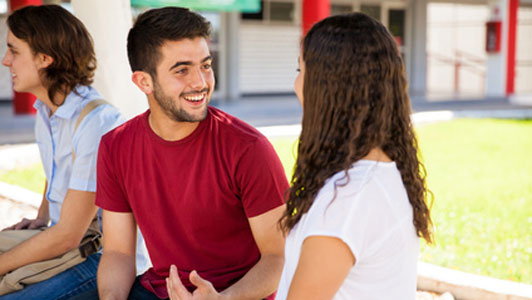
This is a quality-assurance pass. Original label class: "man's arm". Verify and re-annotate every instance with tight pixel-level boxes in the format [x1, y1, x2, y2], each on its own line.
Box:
[0, 188, 98, 275]
[3, 181, 49, 231]
[98, 209, 137, 300]
[167, 205, 286, 300]
[220, 204, 286, 299]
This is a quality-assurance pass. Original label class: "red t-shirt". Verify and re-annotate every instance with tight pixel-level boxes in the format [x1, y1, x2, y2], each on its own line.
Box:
[96, 107, 288, 299]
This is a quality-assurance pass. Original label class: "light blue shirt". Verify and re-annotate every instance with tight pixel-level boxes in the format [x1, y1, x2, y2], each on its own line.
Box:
[34, 85, 151, 273]
[34, 85, 124, 225]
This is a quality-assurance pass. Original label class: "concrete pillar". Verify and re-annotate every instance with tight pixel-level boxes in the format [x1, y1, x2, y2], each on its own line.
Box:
[302, 0, 330, 36]
[506, 0, 518, 96]
[71, 0, 147, 119]
[486, 0, 508, 97]
[485, 0, 518, 98]
[407, 0, 428, 98]
[224, 12, 240, 102]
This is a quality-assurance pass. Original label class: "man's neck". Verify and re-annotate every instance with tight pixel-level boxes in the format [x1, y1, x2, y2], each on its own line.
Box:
[33, 86, 67, 116]
[148, 108, 201, 142]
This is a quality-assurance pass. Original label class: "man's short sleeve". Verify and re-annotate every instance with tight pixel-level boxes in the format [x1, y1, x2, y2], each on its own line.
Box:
[235, 136, 289, 218]
[95, 135, 132, 212]
[68, 109, 110, 192]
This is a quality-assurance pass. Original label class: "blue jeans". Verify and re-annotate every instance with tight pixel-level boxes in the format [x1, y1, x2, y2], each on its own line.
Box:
[68, 275, 169, 300]
[0, 253, 101, 300]
[128, 276, 168, 300]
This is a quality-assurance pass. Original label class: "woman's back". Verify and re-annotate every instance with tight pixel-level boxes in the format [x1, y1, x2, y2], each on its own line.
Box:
[278, 160, 419, 299]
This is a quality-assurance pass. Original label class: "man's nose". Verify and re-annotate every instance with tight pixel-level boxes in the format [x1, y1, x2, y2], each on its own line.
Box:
[189, 68, 206, 90]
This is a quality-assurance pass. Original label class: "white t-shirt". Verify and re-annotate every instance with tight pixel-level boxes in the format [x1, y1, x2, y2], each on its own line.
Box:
[276, 160, 419, 300]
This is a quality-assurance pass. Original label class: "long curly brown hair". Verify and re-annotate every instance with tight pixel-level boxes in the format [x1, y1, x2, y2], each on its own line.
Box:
[8, 5, 96, 105]
[280, 12, 433, 243]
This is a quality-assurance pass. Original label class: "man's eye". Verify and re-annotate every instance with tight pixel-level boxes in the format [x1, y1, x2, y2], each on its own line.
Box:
[176, 68, 187, 74]
[203, 64, 212, 70]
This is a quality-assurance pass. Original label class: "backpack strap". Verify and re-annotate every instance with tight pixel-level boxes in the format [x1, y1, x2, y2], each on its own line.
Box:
[68, 100, 108, 258]
[72, 99, 109, 162]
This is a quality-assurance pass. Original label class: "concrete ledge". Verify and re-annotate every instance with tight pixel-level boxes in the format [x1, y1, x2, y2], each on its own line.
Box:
[510, 94, 532, 106]
[418, 262, 532, 300]
[0, 181, 41, 208]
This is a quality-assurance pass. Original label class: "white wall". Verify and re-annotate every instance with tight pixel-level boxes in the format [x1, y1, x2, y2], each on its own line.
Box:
[239, 24, 300, 94]
[516, 5, 532, 94]
[426, 3, 489, 99]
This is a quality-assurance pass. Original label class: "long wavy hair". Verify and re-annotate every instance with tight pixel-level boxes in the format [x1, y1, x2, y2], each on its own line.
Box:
[8, 5, 96, 105]
[280, 13, 433, 243]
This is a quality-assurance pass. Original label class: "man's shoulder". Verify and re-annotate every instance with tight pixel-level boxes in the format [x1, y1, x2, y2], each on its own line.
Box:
[209, 106, 264, 144]
[101, 110, 147, 146]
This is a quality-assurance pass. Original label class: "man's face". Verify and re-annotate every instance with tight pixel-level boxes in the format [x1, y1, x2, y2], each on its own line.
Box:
[152, 37, 215, 123]
[2, 30, 44, 94]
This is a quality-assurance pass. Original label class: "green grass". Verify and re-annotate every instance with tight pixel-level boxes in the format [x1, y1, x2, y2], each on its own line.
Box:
[1, 118, 530, 284]
[269, 118, 532, 284]
[0, 163, 45, 194]
[415, 118, 532, 284]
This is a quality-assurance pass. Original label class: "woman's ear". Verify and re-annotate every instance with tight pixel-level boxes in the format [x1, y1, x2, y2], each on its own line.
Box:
[132, 71, 154, 95]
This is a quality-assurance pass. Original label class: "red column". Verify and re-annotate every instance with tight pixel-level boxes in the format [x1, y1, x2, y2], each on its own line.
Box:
[302, 0, 330, 36]
[505, 0, 518, 96]
[9, 0, 42, 115]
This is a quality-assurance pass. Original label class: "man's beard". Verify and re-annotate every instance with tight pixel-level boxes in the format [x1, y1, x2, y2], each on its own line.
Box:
[153, 80, 209, 123]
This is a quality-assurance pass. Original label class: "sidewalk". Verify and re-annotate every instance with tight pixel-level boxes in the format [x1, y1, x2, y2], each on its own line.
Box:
[1, 95, 531, 145]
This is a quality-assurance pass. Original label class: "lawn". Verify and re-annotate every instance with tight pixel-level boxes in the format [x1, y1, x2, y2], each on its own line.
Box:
[1, 118, 531, 284]
[269, 118, 532, 284]
[0, 163, 45, 194]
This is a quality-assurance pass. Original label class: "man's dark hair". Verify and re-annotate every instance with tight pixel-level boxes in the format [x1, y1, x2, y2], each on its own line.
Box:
[127, 7, 212, 76]
[7, 5, 96, 105]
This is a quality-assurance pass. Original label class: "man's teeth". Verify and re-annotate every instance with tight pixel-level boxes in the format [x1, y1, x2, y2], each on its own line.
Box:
[184, 95, 204, 102]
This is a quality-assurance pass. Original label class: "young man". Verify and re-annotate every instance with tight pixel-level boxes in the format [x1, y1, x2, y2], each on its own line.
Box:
[0, 5, 149, 300]
[96, 6, 288, 300]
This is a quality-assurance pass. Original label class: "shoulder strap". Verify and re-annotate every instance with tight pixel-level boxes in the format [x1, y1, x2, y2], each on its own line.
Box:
[72, 99, 109, 162]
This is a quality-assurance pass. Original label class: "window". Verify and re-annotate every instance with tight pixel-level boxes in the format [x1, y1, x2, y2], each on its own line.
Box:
[241, 0, 295, 23]
[242, 0, 264, 20]
[388, 9, 405, 40]
[270, 2, 294, 22]
[331, 4, 352, 16]
[361, 4, 381, 21]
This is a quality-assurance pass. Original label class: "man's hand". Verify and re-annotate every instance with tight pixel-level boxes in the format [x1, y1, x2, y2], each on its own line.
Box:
[166, 265, 224, 300]
[2, 217, 49, 231]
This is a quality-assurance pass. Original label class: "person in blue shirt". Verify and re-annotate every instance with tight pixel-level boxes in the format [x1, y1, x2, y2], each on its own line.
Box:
[0, 5, 146, 299]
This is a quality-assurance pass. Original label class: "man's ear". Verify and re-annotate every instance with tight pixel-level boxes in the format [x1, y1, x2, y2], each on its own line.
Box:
[36, 53, 54, 69]
[132, 71, 154, 95]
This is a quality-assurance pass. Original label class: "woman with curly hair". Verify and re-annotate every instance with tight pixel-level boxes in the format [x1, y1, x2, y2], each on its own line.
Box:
[277, 12, 433, 300]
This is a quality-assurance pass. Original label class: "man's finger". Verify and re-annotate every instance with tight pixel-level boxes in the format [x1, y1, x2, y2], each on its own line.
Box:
[189, 270, 214, 291]
[14, 218, 31, 230]
[167, 265, 191, 299]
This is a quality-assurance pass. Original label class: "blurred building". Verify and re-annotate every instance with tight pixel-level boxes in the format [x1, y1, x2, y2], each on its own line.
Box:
[0, 0, 530, 107]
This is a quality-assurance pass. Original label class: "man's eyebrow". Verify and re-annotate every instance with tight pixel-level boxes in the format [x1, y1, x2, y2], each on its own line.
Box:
[168, 55, 212, 71]
[169, 61, 191, 71]
[7, 43, 15, 49]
